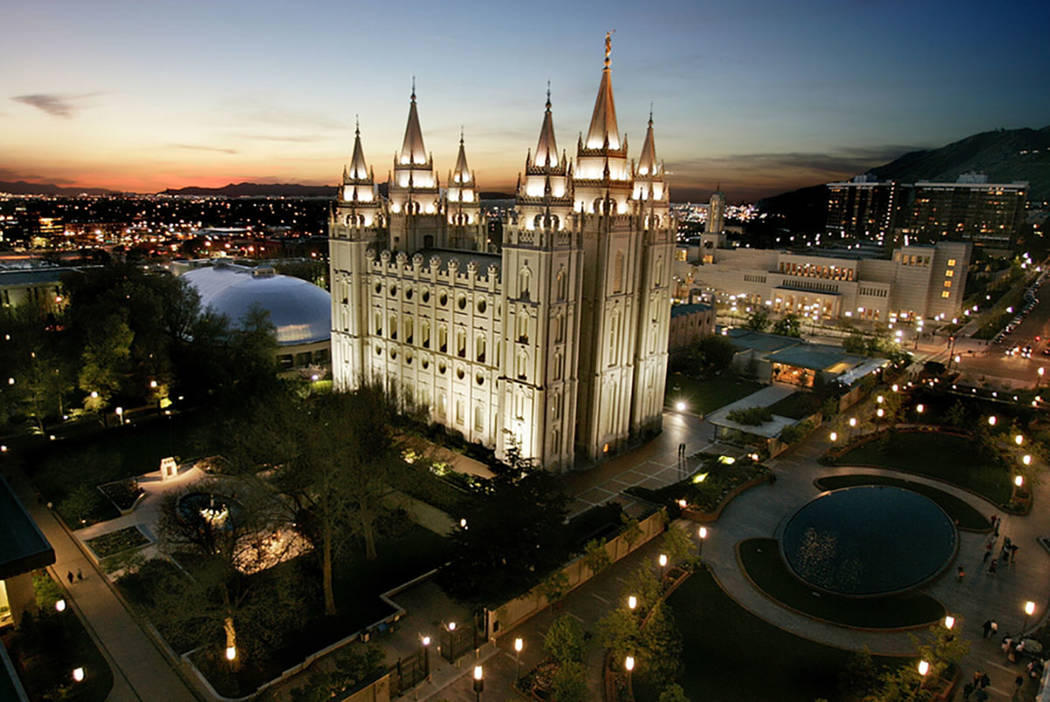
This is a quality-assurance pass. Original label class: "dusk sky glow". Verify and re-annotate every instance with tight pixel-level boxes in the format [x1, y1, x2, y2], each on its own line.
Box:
[3, 0, 1049, 200]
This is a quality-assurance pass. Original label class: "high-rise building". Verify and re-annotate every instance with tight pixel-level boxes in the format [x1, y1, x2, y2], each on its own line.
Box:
[706, 189, 725, 236]
[903, 174, 1027, 248]
[825, 175, 900, 244]
[329, 38, 675, 471]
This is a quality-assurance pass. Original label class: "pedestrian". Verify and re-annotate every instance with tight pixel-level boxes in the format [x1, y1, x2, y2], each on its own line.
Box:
[991, 514, 998, 529]
[66, 570, 74, 585]
[989, 559, 998, 575]
[984, 543, 993, 562]
[982, 620, 994, 638]
[963, 680, 975, 700]
[995, 519, 1000, 537]
[957, 566, 966, 582]
[1016, 674, 1026, 698]
[991, 621, 999, 637]
[1011, 544, 1019, 563]
[76, 569, 83, 582]
[981, 672, 991, 688]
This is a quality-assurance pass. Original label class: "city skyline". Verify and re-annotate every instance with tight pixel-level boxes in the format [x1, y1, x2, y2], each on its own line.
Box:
[3, 0, 1049, 200]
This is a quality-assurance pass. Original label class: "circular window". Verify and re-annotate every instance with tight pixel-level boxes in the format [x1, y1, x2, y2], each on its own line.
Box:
[374, 283, 382, 294]
[440, 293, 448, 306]
[421, 359, 429, 369]
[477, 299, 487, 314]
[422, 290, 431, 303]
[406, 288, 414, 300]
[458, 296, 467, 310]
[390, 350, 397, 360]
[390, 285, 397, 296]
[406, 353, 413, 364]
[375, 346, 382, 355]
[456, 368, 465, 380]
[438, 363, 447, 374]
[476, 374, 484, 385]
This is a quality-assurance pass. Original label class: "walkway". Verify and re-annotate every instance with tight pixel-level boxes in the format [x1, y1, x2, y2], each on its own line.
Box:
[2, 466, 200, 702]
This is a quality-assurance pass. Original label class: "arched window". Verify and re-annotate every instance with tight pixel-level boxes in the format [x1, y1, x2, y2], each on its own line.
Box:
[518, 266, 531, 300]
[516, 351, 528, 380]
[607, 312, 619, 365]
[476, 335, 486, 363]
[556, 268, 568, 301]
[389, 314, 398, 339]
[404, 318, 413, 345]
[421, 320, 430, 348]
[516, 312, 529, 343]
[438, 325, 447, 353]
[456, 329, 466, 358]
[375, 312, 382, 336]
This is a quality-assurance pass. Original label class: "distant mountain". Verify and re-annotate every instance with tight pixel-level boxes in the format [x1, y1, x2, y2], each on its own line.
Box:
[870, 126, 1050, 200]
[161, 182, 336, 197]
[759, 126, 1050, 233]
[0, 180, 121, 196]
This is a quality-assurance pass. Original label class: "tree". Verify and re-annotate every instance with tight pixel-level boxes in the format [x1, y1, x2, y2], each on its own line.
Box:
[544, 613, 586, 665]
[550, 661, 588, 702]
[289, 646, 386, 702]
[596, 607, 641, 662]
[659, 683, 691, 702]
[945, 401, 967, 428]
[583, 538, 612, 576]
[78, 312, 134, 411]
[745, 308, 770, 332]
[538, 570, 570, 608]
[637, 602, 682, 687]
[843, 331, 868, 354]
[771, 313, 802, 338]
[694, 335, 736, 376]
[661, 525, 699, 572]
[620, 514, 643, 552]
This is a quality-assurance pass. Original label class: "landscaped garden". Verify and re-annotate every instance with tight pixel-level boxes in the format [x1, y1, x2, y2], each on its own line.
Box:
[815, 474, 990, 531]
[633, 568, 902, 702]
[664, 373, 763, 416]
[626, 455, 770, 514]
[833, 430, 1012, 504]
[739, 538, 946, 628]
[85, 525, 150, 559]
[0, 573, 114, 702]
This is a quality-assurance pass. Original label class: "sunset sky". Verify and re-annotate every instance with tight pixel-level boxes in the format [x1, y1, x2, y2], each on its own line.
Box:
[3, 0, 1048, 201]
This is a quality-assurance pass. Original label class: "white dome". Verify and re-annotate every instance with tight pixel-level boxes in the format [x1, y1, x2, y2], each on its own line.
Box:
[183, 263, 331, 346]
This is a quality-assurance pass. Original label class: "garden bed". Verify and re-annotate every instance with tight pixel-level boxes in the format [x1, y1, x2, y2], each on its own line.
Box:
[98, 478, 145, 513]
[626, 457, 770, 514]
[814, 474, 991, 531]
[85, 526, 150, 560]
[738, 538, 945, 629]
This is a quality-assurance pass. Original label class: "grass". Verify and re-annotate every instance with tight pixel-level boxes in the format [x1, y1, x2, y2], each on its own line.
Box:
[85, 526, 150, 559]
[815, 474, 991, 531]
[634, 567, 901, 702]
[836, 431, 1012, 505]
[665, 374, 764, 415]
[739, 539, 945, 629]
[768, 391, 824, 420]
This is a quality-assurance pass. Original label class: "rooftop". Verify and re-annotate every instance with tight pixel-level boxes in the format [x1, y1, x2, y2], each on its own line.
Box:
[767, 343, 869, 373]
[416, 248, 501, 276]
[706, 385, 799, 438]
[726, 328, 800, 354]
[671, 302, 712, 318]
[0, 475, 55, 581]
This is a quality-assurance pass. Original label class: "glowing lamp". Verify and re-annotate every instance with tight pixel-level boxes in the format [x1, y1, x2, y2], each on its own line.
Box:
[72, 667, 85, 682]
[625, 655, 635, 672]
[1023, 455, 1032, 466]
[829, 431, 838, 442]
[658, 553, 668, 568]
[225, 646, 236, 661]
[473, 665, 483, 681]
[944, 615, 954, 630]
[918, 660, 929, 677]
[1026, 601, 1036, 616]
[1016, 475, 1024, 487]
[514, 637, 523, 653]
[698, 527, 708, 539]
[55, 599, 66, 613]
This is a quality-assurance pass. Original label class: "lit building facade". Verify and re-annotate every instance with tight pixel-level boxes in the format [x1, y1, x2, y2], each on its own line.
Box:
[903, 175, 1027, 248]
[676, 236, 971, 323]
[825, 176, 900, 244]
[329, 39, 675, 471]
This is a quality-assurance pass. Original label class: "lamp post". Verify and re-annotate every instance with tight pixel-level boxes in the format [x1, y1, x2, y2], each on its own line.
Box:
[115, 406, 124, 426]
[658, 553, 668, 582]
[829, 431, 838, 443]
[1023, 601, 1036, 636]
[944, 615, 955, 631]
[848, 416, 857, 441]
[421, 635, 431, 680]
[1015, 434, 1024, 446]
[513, 636, 524, 680]
[915, 659, 929, 699]
[627, 595, 637, 612]
[472, 664, 484, 702]
[698, 526, 708, 560]
[1039, 367, 1045, 389]
[72, 667, 85, 683]
[988, 415, 997, 427]
[55, 599, 66, 613]
[625, 655, 635, 690]
[915, 404, 924, 416]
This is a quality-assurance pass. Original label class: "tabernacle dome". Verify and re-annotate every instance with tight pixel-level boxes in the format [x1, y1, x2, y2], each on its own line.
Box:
[181, 261, 331, 369]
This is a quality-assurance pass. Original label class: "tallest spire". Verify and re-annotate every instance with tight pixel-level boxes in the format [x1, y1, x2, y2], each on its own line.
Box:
[585, 31, 620, 150]
[399, 79, 427, 166]
[534, 83, 559, 168]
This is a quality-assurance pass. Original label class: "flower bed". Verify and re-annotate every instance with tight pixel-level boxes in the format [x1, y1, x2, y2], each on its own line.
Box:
[85, 526, 150, 560]
[98, 478, 144, 513]
[626, 456, 770, 515]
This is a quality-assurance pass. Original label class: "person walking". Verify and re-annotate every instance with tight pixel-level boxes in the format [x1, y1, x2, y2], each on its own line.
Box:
[66, 570, 74, 585]
[1011, 544, 1018, 563]
[963, 679, 975, 700]
[76, 568, 83, 582]
[982, 620, 994, 638]
[989, 559, 998, 575]
[957, 566, 966, 582]
[984, 543, 994, 562]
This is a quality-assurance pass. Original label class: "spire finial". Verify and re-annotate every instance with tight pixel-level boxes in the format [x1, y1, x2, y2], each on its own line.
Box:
[355, 114, 360, 135]
[648, 102, 653, 126]
[546, 80, 551, 110]
[604, 30, 615, 68]
[460, 125, 464, 144]
[411, 76, 416, 101]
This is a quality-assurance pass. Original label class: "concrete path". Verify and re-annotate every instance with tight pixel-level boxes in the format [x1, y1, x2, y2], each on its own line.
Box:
[2, 466, 200, 702]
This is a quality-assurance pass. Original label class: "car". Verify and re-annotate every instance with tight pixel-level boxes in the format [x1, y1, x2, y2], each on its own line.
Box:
[1022, 345, 1033, 358]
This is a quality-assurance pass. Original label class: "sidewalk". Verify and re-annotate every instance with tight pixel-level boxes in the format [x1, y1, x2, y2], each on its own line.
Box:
[2, 466, 200, 702]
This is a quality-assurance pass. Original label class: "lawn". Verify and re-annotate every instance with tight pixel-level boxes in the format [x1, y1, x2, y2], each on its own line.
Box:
[635, 567, 901, 702]
[739, 539, 945, 629]
[815, 474, 991, 531]
[836, 431, 1012, 505]
[768, 391, 824, 420]
[664, 374, 764, 416]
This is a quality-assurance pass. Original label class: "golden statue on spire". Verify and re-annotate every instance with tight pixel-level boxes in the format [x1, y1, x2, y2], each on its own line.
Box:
[604, 30, 615, 65]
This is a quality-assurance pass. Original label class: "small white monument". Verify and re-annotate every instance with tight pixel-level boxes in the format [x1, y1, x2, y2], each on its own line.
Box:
[160, 457, 179, 481]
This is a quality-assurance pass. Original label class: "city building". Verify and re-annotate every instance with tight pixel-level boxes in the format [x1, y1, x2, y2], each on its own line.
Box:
[329, 38, 675, 471]
[902, 174, 1028, 248]
[179, 261, 332, 372]
[0, 267, 74, 309]
[0, 475, 55, 628]
[668, 302, 716, 350]
[677, 234, 971, 323]
[825, 175, 900, 244]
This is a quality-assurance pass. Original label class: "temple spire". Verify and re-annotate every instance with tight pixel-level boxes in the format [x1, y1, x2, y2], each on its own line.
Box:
[399, 81, 427, 165]
[534, 85, 559, 168]
[637, 107, 658, 176]
[585, 31, 620, 150]
[453, 128, 472, 184]
[348, 116, 369, 180]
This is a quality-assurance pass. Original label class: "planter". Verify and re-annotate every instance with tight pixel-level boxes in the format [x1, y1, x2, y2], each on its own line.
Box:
[680, 474, 769, 523]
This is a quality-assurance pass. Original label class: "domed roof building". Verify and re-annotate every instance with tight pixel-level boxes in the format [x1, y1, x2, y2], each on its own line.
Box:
[181, 261, 331, 371]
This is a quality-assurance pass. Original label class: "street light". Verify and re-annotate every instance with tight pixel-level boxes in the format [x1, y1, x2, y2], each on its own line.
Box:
[675, 401, 687, 412]
[72, 667, 84, 683]
[1016, 434, 1025, 446]
[876, 408, 885, 419]
[918, 658, 929, 677]
[829, 431, 838, 442]
[627, 595, 637, 611]
[421, 635, 431, 680]
[698, 526, 708, 559]
[514, 637, 524, 680]
[625, 654, 635, 688]
[55, 599, 66, 613]
[944, 615, 955, 630]
[115, 406, 124, 426]
[473, 664, 484, 702]
[1016, 475, 1025, 488]
[1023, 454, 1032, 466]
[891, 384, 899, 392]
[988, 415, 997, 427]
[916, 404, 924, 414]
[877, 395, 884, 404]
[1024, 601, 1036, 635]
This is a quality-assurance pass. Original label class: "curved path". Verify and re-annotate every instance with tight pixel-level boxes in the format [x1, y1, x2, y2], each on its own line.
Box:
[704, 426, 1050, 699]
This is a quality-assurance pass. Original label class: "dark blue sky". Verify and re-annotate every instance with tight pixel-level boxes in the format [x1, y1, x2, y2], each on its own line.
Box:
[3, 0, 1048, 198]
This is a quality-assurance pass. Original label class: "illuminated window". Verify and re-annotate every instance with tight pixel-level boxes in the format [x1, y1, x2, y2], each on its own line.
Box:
[941, 291, 951, 299]
[945, 269, 954, 277]
[944, 280, 952, 288]
[947, 259, 956, 267]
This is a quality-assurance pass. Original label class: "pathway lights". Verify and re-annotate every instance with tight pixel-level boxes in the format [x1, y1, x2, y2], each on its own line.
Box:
[473, 664, 484, 702]
[55, 599, 66, 613]
[988, 416, 997, 427]
[627, 595, 637, 611]
[72, 667, 84, 683]
[1024, 601, 1036, 635]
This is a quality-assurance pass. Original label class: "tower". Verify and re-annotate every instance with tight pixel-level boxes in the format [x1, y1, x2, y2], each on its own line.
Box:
[330, 121, 385, 390]
[388, 83, 443, 252]
[446, 130, 486, 251]
[701, 188, 726, 253]
[497, 88, 582, 470]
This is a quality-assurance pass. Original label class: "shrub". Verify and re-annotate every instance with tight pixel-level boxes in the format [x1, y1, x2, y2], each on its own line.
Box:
[726, 406, 773, 425]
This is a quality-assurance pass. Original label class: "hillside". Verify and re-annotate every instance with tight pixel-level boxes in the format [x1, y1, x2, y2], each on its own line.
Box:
[870, 126, 1050, 200]
[0, 181, 120, 196]
[161, 182, 335, 197]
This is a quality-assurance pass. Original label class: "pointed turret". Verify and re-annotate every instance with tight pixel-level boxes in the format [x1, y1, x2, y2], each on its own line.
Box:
[453, 129, 472, 184]
[348, 118, 369, 180]
[637, 108, 658, 177]
[535, 83, 559, 168]
[398, 80, 427, 166]
[584, 32, 621, 150]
